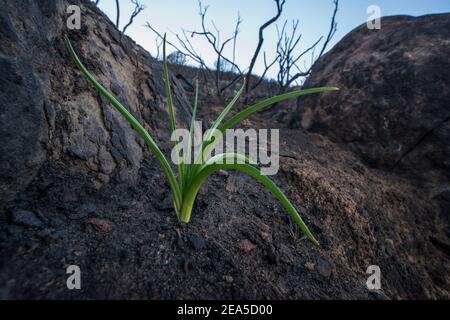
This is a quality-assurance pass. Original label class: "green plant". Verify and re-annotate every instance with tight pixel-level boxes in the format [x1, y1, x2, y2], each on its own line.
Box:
[65, 35, 338, 245]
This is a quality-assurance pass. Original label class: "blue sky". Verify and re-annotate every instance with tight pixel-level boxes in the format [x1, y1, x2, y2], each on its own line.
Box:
[95, 0, 450, 80]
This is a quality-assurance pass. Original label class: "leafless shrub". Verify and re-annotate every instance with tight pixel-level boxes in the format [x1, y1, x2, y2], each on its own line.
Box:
[167, 51, 187, 66]
[94, 0, 145, 34]
[122, 0, 146, 34]
[275, 0, 339, 89]
[146, 1, 243, 96]
[245, 0, 286, 93]
[144, 0, 339, 96]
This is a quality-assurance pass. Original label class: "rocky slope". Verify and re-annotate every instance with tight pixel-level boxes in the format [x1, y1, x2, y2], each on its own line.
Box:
[0, 1, 449, 299]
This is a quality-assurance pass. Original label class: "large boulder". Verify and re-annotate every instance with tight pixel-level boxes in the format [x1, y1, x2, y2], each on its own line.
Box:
[0, 0, 191, 204]
[290, 14, 450, 188]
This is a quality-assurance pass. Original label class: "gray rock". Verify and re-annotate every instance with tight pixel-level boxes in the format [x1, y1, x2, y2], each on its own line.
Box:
[316, 257, 333, 278]
[290, 14, 450, 188]
[11, 210, 43, 228]
[188, 234, 206, 250]
[217, 170, 229, 177]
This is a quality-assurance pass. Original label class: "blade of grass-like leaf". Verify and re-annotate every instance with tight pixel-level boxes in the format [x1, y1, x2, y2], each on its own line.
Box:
[186, 152, 254, 193]
[184, 162, 319, 245]
[162, 35, 179, 137]
[203, 81, 245, 144]
[183, 80, 199, 192]
[220, 87, 339, 132]
[162, 35, 185, 187]
[191, 82, 245, 176]
[200, 152, 256, 170]
[65, 36, 182, 210]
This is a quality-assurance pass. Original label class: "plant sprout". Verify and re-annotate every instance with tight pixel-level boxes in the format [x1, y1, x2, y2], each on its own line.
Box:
[65, 35, 338, 245]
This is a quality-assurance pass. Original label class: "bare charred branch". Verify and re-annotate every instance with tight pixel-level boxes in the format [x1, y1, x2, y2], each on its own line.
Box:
[317, 0, 339, 59]
[275, 0, 339, 89]
[115, 0, 120, 28]
[122, 0, 146, 34]
[251, 52, 277, 90]
[245, 0, 286, 92]
[154, 37, 163, 60]
[147, 1, 243, 96]
[146, 22, 215, 84]
[175, 74, 195, 92]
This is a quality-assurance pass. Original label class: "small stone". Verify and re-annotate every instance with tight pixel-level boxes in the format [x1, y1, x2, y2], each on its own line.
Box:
[86, 218, 113, 233]
[86, 158, 99, 171]
[260, 223, 270, 233]
[188, 234, 206, 250]
[260, 231, 272, 242]
[254, 207, 265, 218]
[305, 262, 315, 271]
[11, 210, 43, 228]
[407, 255, 416, 263]
[92, 180, 103, 190]
[217, 170, 229, 177]
[223, 275, 234, 283]
[384, 238, 395, 256]
[97, 173, 110, 183]
[238, 239, 256, 253]
[259, 224, 272, 242]
[279, 244, 294, 265]
[316, 257, 333, 278]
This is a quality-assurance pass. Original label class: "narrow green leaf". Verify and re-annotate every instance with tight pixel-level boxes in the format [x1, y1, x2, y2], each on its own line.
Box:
[200, 152, 256, 170]
[203, 81, 245, 144]
[191, 81, 245, 176]
[183, 80, 199, 192]
[65, 36, 182, 209]
[162, 34, 185, 188]
[220, 87, 339, 132]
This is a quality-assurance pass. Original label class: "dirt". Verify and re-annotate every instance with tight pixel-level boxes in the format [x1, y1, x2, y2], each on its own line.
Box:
[1, 91, 449, 299]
